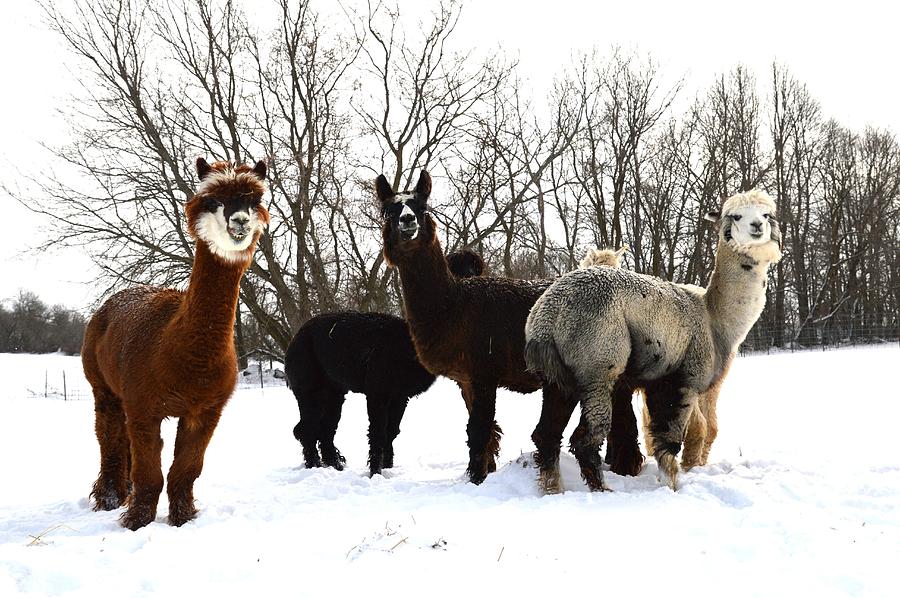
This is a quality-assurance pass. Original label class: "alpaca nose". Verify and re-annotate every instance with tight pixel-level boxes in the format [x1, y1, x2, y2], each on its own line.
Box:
[400, 213, 416, 226]
[750, 220, 763, 231]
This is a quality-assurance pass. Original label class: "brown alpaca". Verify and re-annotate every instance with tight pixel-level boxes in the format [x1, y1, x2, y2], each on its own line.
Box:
[376, 170, 565, 484]
[82, 158, 269, 530]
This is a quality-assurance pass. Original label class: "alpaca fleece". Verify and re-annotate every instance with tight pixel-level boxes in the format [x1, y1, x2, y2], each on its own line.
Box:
[577, 244, 734, 472]
[285, 312, 435, 476]
[82, 158, 268, 530]
[526, 190, 781, 492]
[377, 170, 563, 484]
[284, 250, 486, 476]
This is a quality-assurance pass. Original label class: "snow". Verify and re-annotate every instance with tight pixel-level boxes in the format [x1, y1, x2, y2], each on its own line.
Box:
[1, 346, 898, 597]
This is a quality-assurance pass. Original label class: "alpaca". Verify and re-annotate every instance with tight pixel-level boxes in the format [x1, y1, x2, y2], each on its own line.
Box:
[579, 246, 735, 472]
[447, 248, 488, 278]
[525, 190, 781, 492]
[574, 245, 647, 477]
[82, 158, 269, 529]
[284, 251, 486, 477]
[579, 246, 627, 269]
[375, 170, 564, 484]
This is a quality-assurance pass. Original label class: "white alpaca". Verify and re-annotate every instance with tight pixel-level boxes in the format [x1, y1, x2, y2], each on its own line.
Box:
[525, 190, 781, 493]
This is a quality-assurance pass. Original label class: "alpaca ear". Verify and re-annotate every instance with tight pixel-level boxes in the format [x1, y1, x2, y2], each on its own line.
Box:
[375, 174, 394, 204]
[770, 216, 782, 247]
[615, 245, 629, 258]
[196, 157, 213, 181]
[704, 210, 721, 222]
[416, 170, 432, 200]
[252, 160, 267, 180]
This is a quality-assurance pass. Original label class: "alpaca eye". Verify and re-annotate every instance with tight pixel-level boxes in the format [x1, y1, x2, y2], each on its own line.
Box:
[763, 213, 771, 219]
[204, 198, 223, 212]
[732, 215, 742, 222]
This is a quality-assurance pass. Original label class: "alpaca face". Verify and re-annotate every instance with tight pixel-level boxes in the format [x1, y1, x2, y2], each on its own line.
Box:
[376, 171, 432, 246]
[188, 158, 270, 262]
[723, 203, 775, 246]
[706, 190, 781, 255]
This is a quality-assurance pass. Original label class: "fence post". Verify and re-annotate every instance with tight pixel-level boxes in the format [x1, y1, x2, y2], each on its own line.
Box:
[63, 371, 67, 402]
[45, 370, 48, 398]
[259, 361, 263, 390]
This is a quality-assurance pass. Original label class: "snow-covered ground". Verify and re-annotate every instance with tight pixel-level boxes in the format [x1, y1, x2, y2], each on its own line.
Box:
[1, 346, 898, 597]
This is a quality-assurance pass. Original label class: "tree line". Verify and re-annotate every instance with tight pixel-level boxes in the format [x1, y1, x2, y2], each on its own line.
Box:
[0, 291, 87, 354]
[18, 0, 899, 359]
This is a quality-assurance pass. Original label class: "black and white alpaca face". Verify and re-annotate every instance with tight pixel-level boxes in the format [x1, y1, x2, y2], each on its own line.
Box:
[376, 171, 432, 244]
[192, 158, 269, 262]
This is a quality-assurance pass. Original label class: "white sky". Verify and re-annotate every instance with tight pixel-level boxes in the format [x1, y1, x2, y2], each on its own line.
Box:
[1, 0, 898, 310]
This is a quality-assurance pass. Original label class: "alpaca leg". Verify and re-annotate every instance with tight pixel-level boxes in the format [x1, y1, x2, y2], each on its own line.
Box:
[366, 396, 389, 477]
[645, 384, 698, 490]
[293, 387, 325, 469]
[572, 379, 616, 492]
[167, 409, 223, 526]
[318, 392, 346, 471]
[121, 417, 164, 530]
[485, 421, 503, 473]
[90, 388, 131, 511]
[460, 382, 502, 474]
[532, 383, 578, 494]
[700, 392, 719, 466]
[699, 356, 730, 465]
[605, 382, 644, 476]
[680, 403, 707, 470]
[465, 383, 498, 485]
[383, 396, 410, 469]
[640, 389, 654, 458]
[569, 413, 606, 491]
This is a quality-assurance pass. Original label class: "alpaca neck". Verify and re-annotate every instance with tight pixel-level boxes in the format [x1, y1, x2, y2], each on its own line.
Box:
[175, 241, 249, 353]
[705, 240, 772, 356]
[391, 233, 454, 334]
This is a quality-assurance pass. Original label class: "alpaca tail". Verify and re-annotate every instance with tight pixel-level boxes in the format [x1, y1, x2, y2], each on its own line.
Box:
[524, 337, 577, 393]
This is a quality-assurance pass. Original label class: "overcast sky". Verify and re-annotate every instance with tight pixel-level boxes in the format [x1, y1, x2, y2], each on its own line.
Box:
[1, 0, 898, 310]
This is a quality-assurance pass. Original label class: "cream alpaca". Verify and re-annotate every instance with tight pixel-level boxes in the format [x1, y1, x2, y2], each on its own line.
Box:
[525, 190, 781, 493]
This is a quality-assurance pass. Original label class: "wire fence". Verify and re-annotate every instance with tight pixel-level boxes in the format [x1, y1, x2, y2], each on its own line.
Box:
[23, 316, 897, 401]
[27, 370, 93, 401]
[27, 359, 287, 401]
[740, 313, 899, 355]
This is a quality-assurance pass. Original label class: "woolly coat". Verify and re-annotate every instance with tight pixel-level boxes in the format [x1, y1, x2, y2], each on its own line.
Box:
[526, 240, 772, 394]
[285, 312, 436, 401]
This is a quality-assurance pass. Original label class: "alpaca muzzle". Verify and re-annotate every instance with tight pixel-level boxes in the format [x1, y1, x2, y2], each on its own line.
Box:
[398, 217, 419, 240]
[228, 225, 250, 242]
[228, 213, 252, 241]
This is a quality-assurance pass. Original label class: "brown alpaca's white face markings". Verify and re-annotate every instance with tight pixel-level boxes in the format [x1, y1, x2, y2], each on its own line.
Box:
[192, 162, 268, 262]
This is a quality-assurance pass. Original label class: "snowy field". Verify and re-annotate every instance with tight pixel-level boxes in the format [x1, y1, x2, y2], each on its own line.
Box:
[1, 346, 898, 597]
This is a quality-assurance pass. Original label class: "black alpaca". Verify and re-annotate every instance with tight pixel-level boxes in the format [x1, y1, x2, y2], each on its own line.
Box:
[285, 251, 485, 476]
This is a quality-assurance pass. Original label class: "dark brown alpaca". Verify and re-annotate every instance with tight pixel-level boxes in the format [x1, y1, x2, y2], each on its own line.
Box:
[376, 170, 567, 484]
[82, 158, 269, 530]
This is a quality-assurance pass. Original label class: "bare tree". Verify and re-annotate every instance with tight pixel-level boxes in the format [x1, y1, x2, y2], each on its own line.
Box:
[12, 1, 897, 355]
